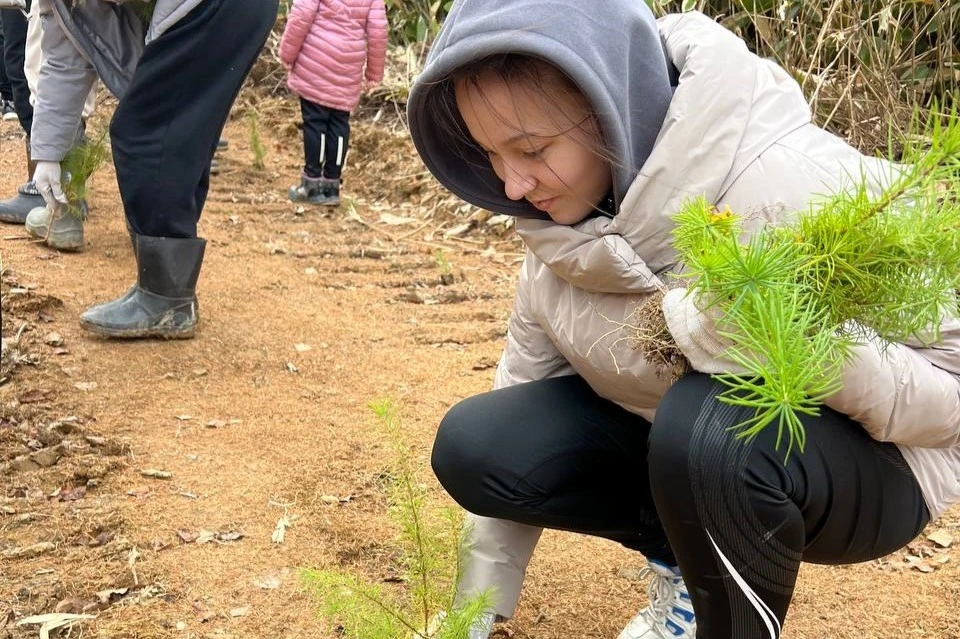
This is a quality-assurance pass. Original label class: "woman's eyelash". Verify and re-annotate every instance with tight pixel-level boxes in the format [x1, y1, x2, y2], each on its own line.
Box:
[479, 146, 543, 158]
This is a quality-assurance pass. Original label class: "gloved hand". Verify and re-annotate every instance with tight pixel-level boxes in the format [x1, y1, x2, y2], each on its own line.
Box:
[0, 0, 27, 10]
[32, 161, 69, 212]
[661, 288, 748, 375]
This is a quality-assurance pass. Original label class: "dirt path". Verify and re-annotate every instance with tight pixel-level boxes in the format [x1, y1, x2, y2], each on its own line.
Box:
[2, 98, 958, 639]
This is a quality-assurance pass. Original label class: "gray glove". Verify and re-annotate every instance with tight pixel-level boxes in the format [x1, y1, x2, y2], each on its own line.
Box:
[0, 0, 27, 10]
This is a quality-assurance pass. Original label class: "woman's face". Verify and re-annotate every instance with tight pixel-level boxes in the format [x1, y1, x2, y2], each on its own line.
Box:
[455, 70, 612, 225]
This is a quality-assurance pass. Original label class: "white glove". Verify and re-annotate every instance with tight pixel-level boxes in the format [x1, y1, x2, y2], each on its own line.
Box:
[32, 161, 69, 211]
[662, 288, 748, 375]
[0, 0, 27, 10]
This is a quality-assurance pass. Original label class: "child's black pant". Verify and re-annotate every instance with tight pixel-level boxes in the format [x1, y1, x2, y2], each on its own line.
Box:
[109, 0, 276, 238]
[299, 97, 350, 181]
[432, 373, 929, 638]
[0, 0, 32, 136]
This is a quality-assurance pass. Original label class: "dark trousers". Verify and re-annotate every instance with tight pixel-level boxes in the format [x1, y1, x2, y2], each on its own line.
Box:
[0, 21, 13, 102]
[110, 0, 277, 238]
[300, 97, 350, 180]
[432, 374, 929, 639]
[0, 0, 32, 136]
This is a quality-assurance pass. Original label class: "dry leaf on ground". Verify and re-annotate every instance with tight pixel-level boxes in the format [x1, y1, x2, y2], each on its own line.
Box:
[15, 613, 96, 639]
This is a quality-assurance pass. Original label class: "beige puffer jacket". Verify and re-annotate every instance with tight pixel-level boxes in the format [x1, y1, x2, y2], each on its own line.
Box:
[458, 12, 960, 618]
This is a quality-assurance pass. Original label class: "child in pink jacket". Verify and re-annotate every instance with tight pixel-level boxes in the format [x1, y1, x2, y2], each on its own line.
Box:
[280, 0, 387, 206]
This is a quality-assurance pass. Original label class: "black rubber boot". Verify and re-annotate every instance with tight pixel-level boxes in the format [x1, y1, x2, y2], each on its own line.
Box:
[79, 235, 206, 339]
[0, 139, 44, 224]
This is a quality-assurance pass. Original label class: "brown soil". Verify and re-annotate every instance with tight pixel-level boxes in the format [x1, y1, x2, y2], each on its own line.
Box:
[1, 92, 958, 639]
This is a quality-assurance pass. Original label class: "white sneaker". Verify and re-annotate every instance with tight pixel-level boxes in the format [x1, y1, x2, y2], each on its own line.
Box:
[617, 561, 696, 639]
[413, 610, 496, 639]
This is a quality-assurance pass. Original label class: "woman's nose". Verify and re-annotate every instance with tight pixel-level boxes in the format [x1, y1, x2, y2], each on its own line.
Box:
[503, 165, 537, 201]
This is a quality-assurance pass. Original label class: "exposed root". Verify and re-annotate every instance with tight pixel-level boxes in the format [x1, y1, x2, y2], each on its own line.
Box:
[626, 290, 691, 383]
[583, 288, 691, 383]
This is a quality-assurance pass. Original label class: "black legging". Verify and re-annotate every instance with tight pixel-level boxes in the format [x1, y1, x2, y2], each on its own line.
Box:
[0, 0, 32, 135]
[432, 374, 929, 638]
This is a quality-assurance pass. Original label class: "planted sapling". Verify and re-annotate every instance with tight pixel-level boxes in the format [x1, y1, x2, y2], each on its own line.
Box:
[302, 399, 493, 638]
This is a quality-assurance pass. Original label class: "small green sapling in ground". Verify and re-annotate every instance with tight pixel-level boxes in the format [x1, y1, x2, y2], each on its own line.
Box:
[248, 109, 266, 170]
[302, 399, 493, 638]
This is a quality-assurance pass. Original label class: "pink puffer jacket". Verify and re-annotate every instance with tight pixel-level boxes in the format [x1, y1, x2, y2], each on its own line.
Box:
[279, 0, 387, 112]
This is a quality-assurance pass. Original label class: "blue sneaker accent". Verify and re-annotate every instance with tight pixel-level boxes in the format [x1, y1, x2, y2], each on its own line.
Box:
[665, 619, 687, 636]
[673, 604, 696, 624]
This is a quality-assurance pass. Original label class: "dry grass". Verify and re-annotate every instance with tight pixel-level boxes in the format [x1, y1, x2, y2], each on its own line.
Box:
[652, 1, 959, 154]
[253, 1, 958, 155]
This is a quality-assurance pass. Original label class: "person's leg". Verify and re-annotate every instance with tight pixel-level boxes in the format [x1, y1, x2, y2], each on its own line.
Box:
[79, 0, 277, 338]
[312, 107, 349, 205]
[648, 373, 929, 639]
[110, 0, 275, 238]
[300, 97, 324, 178]
[432, 375, 674, 562]
[20, 2, 90, 249]
[321, 107, 350, 181]
[0, 21, 13, 104]
[0, 1, 43, 223]
[289, 98, 342, 204]
[0, 0, 32, 135]
[434, 375, 703, 639]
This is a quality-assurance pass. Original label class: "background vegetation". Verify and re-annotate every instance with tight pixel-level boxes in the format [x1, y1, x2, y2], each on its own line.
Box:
[378, 0, 958, 153]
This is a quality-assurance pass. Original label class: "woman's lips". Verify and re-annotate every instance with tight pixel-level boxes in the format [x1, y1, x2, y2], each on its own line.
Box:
[531, 197, 556, 211]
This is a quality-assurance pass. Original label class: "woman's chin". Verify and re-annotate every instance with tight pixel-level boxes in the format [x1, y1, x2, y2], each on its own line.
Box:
[548, 207, 592, 226]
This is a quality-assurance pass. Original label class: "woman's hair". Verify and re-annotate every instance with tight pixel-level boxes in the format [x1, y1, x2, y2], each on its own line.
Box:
[423, 53, 616, 174]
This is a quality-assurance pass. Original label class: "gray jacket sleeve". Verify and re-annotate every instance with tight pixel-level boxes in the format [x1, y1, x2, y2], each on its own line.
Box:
[458, 252, 574, 618]
[30, 0, 97, 162]
[494, 252, 576, 389]
[825, 315, 960, 448]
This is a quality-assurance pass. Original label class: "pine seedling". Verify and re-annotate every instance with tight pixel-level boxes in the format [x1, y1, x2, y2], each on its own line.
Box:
[302, 400, 493, 639]
[433, 249, 452, 275]
[638, 103, 960, 457]
[60, 130, 109, 219]
[248, 109, 266, 170]
[433, 249, 455, 285]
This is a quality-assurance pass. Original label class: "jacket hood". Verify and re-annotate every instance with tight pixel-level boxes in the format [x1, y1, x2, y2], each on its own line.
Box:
[515, 12, 814, 289]
[407, 0, 674, 219]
